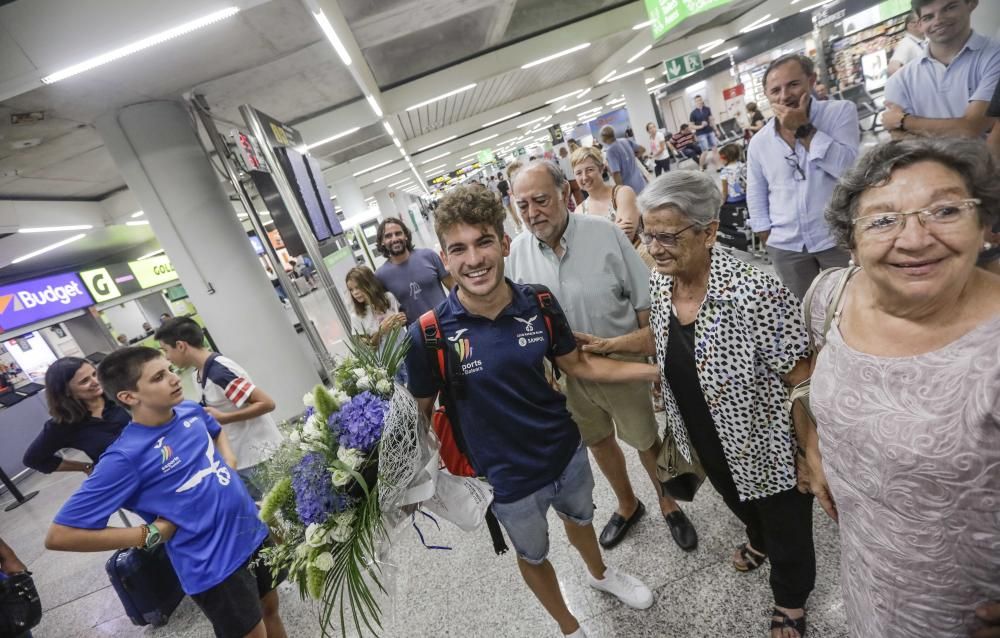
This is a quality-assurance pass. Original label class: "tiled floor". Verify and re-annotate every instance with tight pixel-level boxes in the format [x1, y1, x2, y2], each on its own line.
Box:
[3, 433, 846, 637]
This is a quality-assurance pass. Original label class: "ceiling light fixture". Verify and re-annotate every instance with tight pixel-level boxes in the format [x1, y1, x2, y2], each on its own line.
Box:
[365, 94, 383, 117]
[353, 159, 393, 176]
[544, 90, 585, 105]
[11, 233, 87, 264]
[711, 46, 738, 59]
[632, 20, 652, 30]
[405, 83, 477, 111]
[392, 136, 403, 148]
[372, 169, 405, 183]
[130, 210, 145, 218]
[398, 147, 407, 156]
[602, 67, 644, 83]
[698, 38, 726, 53]
[468, 133, 499, 146]
[557, 99, 592, 113]
[456, 158, 476, 167]
[311, 9, 352, 65]
[420, 151, 451, 164]
[798, 0, 834, 12]
[575, 87, 593, 98]
[383, 121, 394, 136]
[387, 177, 413, 187]
[627, 44, 652, 64]
[40, 7, 240, 84]
[740, 14, 774, 33]
[18, 224, 94, 233]
[481, 112, 522, 128]
[645, 77, 654, 84]
[743, 17, 779, 32]
[423, 163, 448, 174]
[647, 82, 667, 92]
[305, 126, 361, 149]
[137, 249, 165, 260]
[416, 135, 457, 151]
[460, 150, 480, 159]
[126, 220, 150, 226]
[263, 219, 275, 226]
[521, 43, 591, 69]
[598, 69, 618, 84]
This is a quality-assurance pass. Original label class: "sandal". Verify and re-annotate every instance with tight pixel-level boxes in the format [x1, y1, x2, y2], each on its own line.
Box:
[770, 608, 806, 637]
[732, 543, 767, 572]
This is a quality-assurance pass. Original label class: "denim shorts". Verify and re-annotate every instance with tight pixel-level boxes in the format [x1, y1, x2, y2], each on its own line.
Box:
[697, 130, 719, 149]
[490, 446, 595, 565]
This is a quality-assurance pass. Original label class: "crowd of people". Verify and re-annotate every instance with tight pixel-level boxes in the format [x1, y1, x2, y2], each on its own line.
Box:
[3, 1, 998, 638]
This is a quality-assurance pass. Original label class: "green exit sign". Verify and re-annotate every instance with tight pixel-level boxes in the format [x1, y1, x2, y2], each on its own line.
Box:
[644, 0, 736, 40]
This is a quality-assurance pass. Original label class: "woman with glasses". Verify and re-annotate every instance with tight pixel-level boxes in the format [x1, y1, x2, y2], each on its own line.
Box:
[576, 171, 816, 638]
[801, 138, 1000, 638]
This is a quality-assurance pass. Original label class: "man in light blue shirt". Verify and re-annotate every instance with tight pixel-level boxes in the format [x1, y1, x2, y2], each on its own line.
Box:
[746, 54, 859, 299]
[600, 126, 647, 195]
[882, 0, 1000, 139]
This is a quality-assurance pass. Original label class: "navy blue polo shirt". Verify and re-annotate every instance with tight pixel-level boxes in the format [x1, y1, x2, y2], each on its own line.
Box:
[405, 281, 581, 504]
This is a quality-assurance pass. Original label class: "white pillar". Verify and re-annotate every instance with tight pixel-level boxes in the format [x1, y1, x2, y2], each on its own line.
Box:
[96, 101, 320, 420]
[373, 188, 398, 221]
[331, 175, 368, 220]
[620, 73, 659, 137]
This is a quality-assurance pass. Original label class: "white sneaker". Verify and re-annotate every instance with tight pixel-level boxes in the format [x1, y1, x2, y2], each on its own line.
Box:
[587, 566, 654, 610]
[564, 628, 587, 638]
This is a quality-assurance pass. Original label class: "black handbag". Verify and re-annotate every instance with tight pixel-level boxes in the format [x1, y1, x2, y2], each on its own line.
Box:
[0, 571, 42, 638]
[656, 429, 706, 502]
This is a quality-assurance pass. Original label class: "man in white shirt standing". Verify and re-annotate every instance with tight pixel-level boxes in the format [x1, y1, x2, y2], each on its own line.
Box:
[888, 11, 925, 75]
[646, 122, 673, 176]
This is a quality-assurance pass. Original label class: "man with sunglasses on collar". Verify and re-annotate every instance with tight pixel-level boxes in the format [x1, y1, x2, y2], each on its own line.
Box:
[746, 53, 860, 299]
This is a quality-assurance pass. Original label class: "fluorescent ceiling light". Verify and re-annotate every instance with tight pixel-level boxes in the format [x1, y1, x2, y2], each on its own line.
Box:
[406, 83, 477, 111]
[544, 90, 584, 104]
[383, 121, 394, 136]
[353, 159, 392, 176]
[743, 17, 779, 32]
[602, 67, 644, 83]
[798, 0, 834, 11]
[521, 43, 590, 69]
[137, 249, 165, 260]
[497, 137, 521, 147]
[130, 210, 145, 218]
[740, 14, 773, 33]
[627, 44, 652, 64]
[632, 20, 652, 30]
[711, 47, 738, 59]
[312, 9, 351, 65]
[460, 150, 480, 159]
[11, 233, 87, 264]
[647, 82, 667, 92]
[416, 135, 457, 151]
[456, 158, 476, 167]
[698, 38, 726, 53]
[645, 77, 654, 84]
[306, 126, 360, 150]
[481, 112, 522, 128]
[41, 7, 239, 84]
[365, 94, 383, 117]
[576, 87, 593, 98]
[126, 220, 150, 226]
[423, 163, 448, 174]
[387, 177, 412, 187]
[18, 224, 93, 233]
[420, 151, 451, 164]
[598, 69, 618, 84]
[557, 99, 591, 113]
[606, 97, 626, 105]
[392, 136, 403, 148]
[263, 219, 275, 226]
[372, 169, 405, 183]
[468, 133, 499, 146]
[398, 147, 407, 156]
[685, 81, 707, 93]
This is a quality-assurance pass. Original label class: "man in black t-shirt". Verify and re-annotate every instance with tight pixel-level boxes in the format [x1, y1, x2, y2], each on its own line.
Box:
[496, 176, 521, 233]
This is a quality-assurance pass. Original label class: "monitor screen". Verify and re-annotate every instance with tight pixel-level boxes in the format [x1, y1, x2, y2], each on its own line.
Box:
[305, 155, 344, 236]
[279, 147, 333, 242]
[248, 234, 265, 255]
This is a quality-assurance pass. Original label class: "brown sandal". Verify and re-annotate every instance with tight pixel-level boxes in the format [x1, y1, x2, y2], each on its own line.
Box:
[732, 543, 767, 572]
[770, 608, 806, 637]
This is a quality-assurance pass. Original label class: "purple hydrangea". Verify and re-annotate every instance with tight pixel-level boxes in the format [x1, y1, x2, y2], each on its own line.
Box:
[291, 452, 350, 525]
[303, 406, 315, 421]
[330, 391, 387, 453]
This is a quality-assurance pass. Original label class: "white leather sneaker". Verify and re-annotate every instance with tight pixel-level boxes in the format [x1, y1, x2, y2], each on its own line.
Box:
[587, 566, 654, 610]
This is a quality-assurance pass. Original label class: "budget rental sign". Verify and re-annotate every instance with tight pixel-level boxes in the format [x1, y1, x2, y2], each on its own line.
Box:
[0, 272, 95, 334]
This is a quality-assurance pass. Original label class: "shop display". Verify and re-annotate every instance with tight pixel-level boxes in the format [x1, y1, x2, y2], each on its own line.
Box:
[826, 12, 907, 93]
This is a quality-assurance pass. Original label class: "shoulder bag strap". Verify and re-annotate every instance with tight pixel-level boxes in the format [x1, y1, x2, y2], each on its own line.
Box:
[820, 266, 860, 340]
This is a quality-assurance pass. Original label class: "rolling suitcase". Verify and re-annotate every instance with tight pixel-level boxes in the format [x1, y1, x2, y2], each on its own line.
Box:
[105, 544, 185, 627]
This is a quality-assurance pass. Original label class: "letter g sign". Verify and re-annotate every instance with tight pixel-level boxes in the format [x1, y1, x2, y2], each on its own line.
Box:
[79, 268, 121, 303]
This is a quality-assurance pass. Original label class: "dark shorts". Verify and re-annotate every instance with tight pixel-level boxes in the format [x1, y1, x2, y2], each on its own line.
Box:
[190, 542, 283, 638]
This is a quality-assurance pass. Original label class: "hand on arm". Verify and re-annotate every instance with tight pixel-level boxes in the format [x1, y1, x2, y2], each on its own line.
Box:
[884, 100, 992, 138]
[555, 348, 658, 384]
[615, 187, 641, 240]
[573, 326, 655, 356]
[783, 356, 837, 521]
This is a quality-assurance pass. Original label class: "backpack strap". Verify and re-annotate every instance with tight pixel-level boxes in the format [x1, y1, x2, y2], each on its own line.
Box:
[418, 310, 446, 385]
[525, 284, 570, 379]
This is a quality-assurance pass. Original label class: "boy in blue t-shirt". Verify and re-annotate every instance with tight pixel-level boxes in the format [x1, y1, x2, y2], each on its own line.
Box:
[45, 347, 286, 638]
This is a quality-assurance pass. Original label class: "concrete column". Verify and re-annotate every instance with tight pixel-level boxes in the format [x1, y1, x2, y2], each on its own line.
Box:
[96, 100, 319, 420]
[373, 188, 398, 221]
[620, 73, 659, 137]
[330, 175, 368, 220]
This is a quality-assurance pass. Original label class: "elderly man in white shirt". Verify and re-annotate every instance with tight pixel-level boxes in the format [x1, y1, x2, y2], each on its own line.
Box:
[888, 11, 925, 75]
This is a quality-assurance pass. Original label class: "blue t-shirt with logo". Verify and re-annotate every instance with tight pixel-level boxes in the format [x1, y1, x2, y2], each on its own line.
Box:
[54, 401, 267, 595]
[405, 281, 581, 503]
[376, 248, 449, 324]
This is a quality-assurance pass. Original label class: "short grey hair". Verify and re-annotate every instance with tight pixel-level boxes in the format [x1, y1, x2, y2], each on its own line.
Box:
[514, 159, 567, 192]
[636, 170, 721, 225]
[762, 53, 815, 89]
[826, 138, 1000, 249]
[600, 125, 616, 141]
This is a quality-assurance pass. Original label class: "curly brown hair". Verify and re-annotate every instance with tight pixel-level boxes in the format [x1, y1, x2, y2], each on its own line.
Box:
[434, 185, 507, 246]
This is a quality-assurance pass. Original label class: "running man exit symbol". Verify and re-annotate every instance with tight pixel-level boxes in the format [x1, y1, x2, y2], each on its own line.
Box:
[663, 51, 703, 82]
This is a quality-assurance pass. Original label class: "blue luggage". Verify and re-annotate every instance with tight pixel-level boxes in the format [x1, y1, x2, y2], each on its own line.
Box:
[105, 544, 185, 627]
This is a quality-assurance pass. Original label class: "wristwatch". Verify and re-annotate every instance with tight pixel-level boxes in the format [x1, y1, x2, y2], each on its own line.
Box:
[899, 113, 909, 132]
[794, 123, 816, 139]
[144, 523, 162, 549]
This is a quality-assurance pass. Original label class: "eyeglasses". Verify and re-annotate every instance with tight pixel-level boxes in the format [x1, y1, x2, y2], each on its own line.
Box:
[785, 152, 806, 181]
[852, 198, 980, 239]
[639, 223, 698, 247]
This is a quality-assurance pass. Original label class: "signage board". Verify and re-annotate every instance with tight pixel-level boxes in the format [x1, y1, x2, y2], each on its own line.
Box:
[644, 0, 735, 40]
[663, 51, 704, 82]
[547, 125, 565, 145]
[477, 149, 495, 165]
[0, 272, 94, 333]
[128, 255, 179, 289]
[78, 267, 122, 303]
[722, 84, 745, 101]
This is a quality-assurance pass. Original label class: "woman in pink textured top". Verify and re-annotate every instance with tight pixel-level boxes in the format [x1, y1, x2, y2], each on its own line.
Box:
[801, 138, 1000, 638]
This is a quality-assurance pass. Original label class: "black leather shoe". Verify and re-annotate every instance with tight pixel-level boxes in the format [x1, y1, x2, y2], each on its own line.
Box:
[599, 500, 645, 549]
[664, 508, 698, 551]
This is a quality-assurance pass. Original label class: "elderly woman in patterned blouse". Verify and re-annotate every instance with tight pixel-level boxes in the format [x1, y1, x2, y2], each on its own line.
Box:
[801, 138, 1000, 638]
[576, 170, 815, 638]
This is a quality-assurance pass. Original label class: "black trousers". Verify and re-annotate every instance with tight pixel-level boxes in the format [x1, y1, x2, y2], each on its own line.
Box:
[653, 158, 671, 175]
[691, 425, 816, 608]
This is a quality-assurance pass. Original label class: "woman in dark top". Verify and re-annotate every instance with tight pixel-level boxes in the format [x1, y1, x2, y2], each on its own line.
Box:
[574, 172, 816, 638]
[745, 102, 766, 138]
[22, 357, 129, 475]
